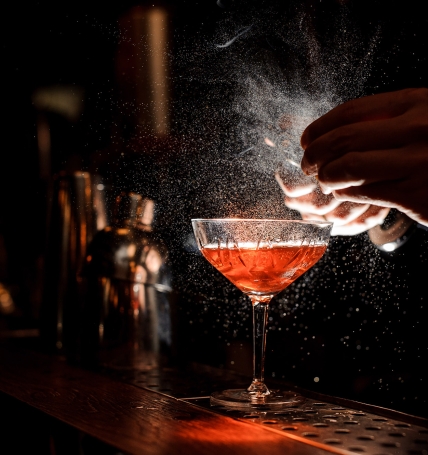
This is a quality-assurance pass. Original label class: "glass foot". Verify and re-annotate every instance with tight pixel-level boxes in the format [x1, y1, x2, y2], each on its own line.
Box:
[210, 389, 304, 410]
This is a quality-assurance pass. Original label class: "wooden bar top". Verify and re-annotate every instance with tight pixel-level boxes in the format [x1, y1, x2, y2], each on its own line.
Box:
[0, 342, 354, 455]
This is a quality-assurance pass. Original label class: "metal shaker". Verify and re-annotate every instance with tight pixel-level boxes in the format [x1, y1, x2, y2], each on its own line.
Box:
[80, 192, 172, 370]
[39, 171, 108, 360]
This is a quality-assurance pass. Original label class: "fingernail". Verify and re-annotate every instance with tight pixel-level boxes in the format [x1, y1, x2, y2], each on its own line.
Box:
[301, 157, 317, 176]
[300, 156, 308, 173]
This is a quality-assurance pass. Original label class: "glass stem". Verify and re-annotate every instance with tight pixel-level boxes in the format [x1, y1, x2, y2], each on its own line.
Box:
[248, 295, 273, 396]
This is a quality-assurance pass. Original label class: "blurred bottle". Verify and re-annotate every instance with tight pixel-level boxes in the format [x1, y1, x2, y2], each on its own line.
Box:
[80, 192, 172, 370]
[39, 171, 108, 361]
[113, 5, 171, 140]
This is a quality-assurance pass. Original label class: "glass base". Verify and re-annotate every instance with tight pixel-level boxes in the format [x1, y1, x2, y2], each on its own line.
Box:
[210, 388, 305, 410]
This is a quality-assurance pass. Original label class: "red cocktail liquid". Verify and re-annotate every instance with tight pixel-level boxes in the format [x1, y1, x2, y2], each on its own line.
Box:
[201, 244, 327, 295]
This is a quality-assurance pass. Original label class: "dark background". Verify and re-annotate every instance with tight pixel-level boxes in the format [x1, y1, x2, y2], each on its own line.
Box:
[0, 0, 225, 325]
[1, 0, 428, 419]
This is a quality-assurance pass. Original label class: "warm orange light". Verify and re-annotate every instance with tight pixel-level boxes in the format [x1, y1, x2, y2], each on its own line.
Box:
[117, 6, 171, 136]
[147, 8, 170, 135]
[173, 418, 355, 455]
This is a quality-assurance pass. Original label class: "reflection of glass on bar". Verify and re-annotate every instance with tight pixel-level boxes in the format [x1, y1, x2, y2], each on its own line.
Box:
[116, 6, 171, 136]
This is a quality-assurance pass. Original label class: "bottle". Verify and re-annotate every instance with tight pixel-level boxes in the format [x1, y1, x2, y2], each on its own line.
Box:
[80, 192, 172, 370]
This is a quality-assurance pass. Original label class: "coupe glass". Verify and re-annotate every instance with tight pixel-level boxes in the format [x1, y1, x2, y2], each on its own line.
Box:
[191, 218, 332, 410]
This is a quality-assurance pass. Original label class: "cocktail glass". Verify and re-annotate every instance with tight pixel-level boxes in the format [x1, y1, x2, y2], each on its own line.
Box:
[191, 218, 333, 410]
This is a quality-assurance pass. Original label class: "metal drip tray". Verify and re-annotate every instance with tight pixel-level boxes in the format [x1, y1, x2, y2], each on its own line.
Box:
[106, 364, 428, 455]
[186, 397, 428, 455]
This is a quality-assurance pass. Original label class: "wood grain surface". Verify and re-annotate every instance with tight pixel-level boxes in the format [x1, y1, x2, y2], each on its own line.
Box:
[0, 343, 351, 455]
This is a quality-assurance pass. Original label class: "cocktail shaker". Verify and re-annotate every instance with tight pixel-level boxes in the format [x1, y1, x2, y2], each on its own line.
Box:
[80, 192, 172, 370]
[39, 171, 108, 360]
[368, 209, 417, 253]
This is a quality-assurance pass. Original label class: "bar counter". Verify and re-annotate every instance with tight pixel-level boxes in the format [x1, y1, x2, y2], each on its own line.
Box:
[1, 337, 428, 455]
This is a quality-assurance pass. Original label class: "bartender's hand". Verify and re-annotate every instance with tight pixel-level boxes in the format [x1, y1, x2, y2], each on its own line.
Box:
[300, 88, 428, 228]
[275, 170, 389, 236]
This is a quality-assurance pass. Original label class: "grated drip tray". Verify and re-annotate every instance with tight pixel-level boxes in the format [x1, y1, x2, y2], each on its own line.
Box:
[105, 364, 428, 455]
[185, 397, 428, 455]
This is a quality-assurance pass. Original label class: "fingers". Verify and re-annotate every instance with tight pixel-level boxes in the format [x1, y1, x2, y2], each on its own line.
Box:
[332, 182, 402, 207]
[297, 88, 428, 228]
[301, 202, 371, 234]
[323, 202, 370, 226]
[275, 171, 317, 197]
[301, 117, 410, 177]
[331, 178, 428, 227]
[330, 205, 390, 236]
[316, 149, 414, 192]
[284, 187, 341, 215]
[301, 89, 414, 150]
[301, 212, 326, 222]
[298, 202, 389, 236]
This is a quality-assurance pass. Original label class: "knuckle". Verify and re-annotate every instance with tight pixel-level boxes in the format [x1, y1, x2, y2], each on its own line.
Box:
[332, 190, 347, 201]
[408, 118, 428, 142]
[341, 98, 358, 119]
[404, 87, 428, 104]
[341, 152, 363, 180]
[284, 199, 297, 209]
[303, 145, 317, 166]
[318, 151, 362, 184]
[402, 87, 428, 121]
[317, 166, 330, 183]
[330, 204, 351, 221]
[328, 127, 354, 153]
